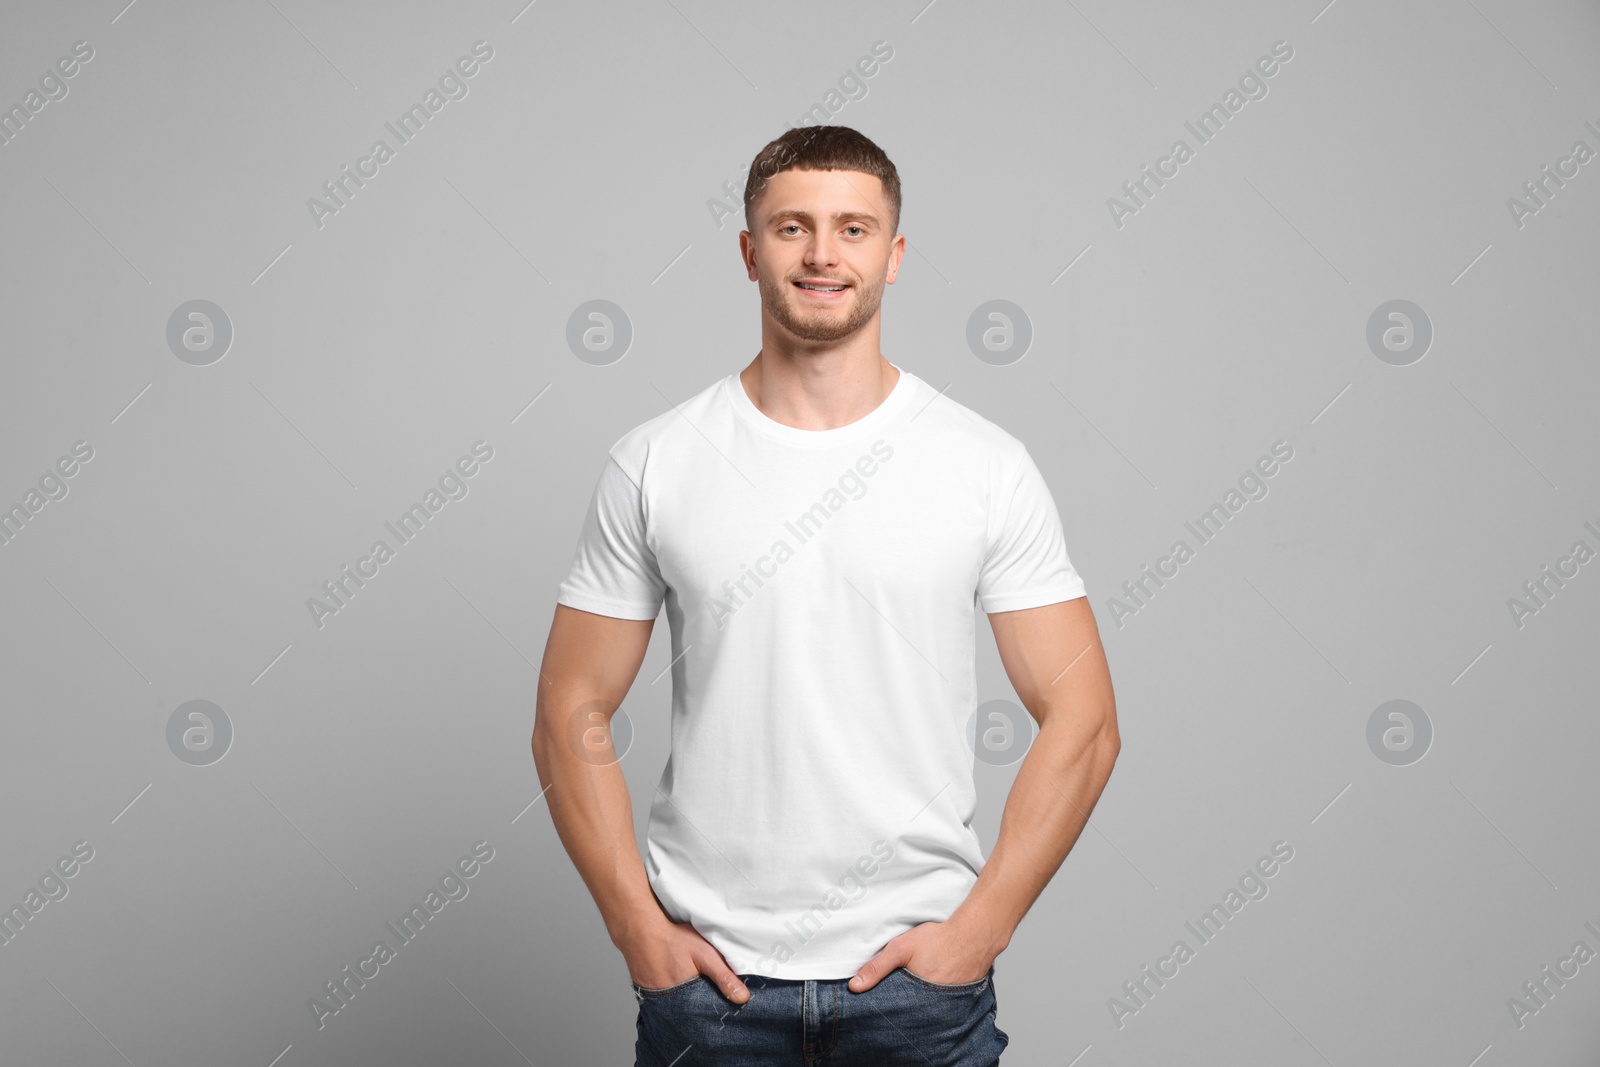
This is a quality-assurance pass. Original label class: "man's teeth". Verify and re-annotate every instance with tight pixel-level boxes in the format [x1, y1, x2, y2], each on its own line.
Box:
[798, 283, 846, 291]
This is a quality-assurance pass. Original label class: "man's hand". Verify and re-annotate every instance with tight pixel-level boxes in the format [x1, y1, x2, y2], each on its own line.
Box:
[847, 913, 1004, 993]
[621, 914, 751, 1004]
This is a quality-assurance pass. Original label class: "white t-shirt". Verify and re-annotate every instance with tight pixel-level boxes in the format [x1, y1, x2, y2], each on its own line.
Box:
[556, 363, 1087, 979]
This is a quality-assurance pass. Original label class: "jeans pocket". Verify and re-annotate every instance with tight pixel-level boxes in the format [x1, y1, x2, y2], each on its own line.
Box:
[990, 1006, 1010, 1049]
[631, 973, 704, 999]
[898, 964, 993, 993]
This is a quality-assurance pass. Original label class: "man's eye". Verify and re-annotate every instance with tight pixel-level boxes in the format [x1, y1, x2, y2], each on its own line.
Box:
[844, 226, 864, 237]
[779, 224, 801, 235]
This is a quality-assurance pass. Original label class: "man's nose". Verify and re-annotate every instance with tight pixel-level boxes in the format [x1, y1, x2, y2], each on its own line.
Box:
[803, 236, 840, 268]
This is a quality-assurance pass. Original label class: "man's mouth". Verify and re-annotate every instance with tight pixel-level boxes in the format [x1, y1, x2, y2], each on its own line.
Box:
[794, 281, 848, 293]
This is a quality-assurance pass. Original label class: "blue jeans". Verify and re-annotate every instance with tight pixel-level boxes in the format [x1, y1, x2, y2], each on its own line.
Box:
[632, 966, 1010, 1066]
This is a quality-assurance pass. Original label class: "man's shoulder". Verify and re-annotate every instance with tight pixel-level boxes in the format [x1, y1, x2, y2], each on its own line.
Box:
[909, 378, 1031, 462]
[604, 372, 728, 478]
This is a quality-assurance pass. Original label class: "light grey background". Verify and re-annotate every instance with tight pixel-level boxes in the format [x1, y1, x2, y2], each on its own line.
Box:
[2, 1, 1597, 1064]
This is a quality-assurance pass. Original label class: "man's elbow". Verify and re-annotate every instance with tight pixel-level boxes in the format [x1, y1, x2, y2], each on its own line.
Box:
[1094, 708, 1121, 767]
[531, 706, 558, 767]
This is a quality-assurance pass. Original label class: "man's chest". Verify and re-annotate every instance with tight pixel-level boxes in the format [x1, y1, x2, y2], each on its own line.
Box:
[648, 458, 990, 624]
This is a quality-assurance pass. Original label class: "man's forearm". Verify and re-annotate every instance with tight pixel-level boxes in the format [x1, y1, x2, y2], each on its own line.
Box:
[532, 688, 663, 946]
[951, 707, 1119, 951]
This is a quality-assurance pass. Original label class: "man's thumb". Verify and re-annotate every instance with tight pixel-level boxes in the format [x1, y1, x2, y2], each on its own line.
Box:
[848, 946, 902, 993]
[700, 955, 750, 1004]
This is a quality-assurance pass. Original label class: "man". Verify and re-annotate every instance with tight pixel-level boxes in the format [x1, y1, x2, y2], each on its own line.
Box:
[532, 125, 1119, 1066]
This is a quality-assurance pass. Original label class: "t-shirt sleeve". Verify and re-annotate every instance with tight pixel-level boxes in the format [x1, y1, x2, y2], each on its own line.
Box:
[555, 452, 667, 620]
[977, 445, 1088, 614]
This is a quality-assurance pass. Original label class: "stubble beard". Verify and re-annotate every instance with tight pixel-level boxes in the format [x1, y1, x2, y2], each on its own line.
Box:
[758, 271, 886, 344]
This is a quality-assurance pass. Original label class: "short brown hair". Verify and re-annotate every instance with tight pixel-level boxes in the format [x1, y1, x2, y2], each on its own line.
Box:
[743, 125, 902, 236]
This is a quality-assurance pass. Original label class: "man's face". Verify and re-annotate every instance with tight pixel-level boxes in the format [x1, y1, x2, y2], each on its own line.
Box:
[742, 167, 903, 345]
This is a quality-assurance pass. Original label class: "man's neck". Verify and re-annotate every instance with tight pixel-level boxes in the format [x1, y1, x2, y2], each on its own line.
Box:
[738, 351, 900, 432]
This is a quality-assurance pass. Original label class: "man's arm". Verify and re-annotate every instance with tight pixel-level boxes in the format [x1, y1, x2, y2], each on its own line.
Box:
[849, 596, 1119, 990]
[531, 603, 752, 1002]
[958, 595, 1120, 948]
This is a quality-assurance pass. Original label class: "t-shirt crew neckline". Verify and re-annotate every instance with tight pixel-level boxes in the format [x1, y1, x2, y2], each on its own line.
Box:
[724, 362, 915, 448]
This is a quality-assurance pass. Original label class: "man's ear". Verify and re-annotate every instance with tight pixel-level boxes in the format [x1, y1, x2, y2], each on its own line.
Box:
[740, 231, 760, 281]
[886, 233, 906, 283]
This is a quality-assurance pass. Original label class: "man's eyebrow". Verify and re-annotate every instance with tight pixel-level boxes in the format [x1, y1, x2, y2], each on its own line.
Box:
[765, 209, 880, 226]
